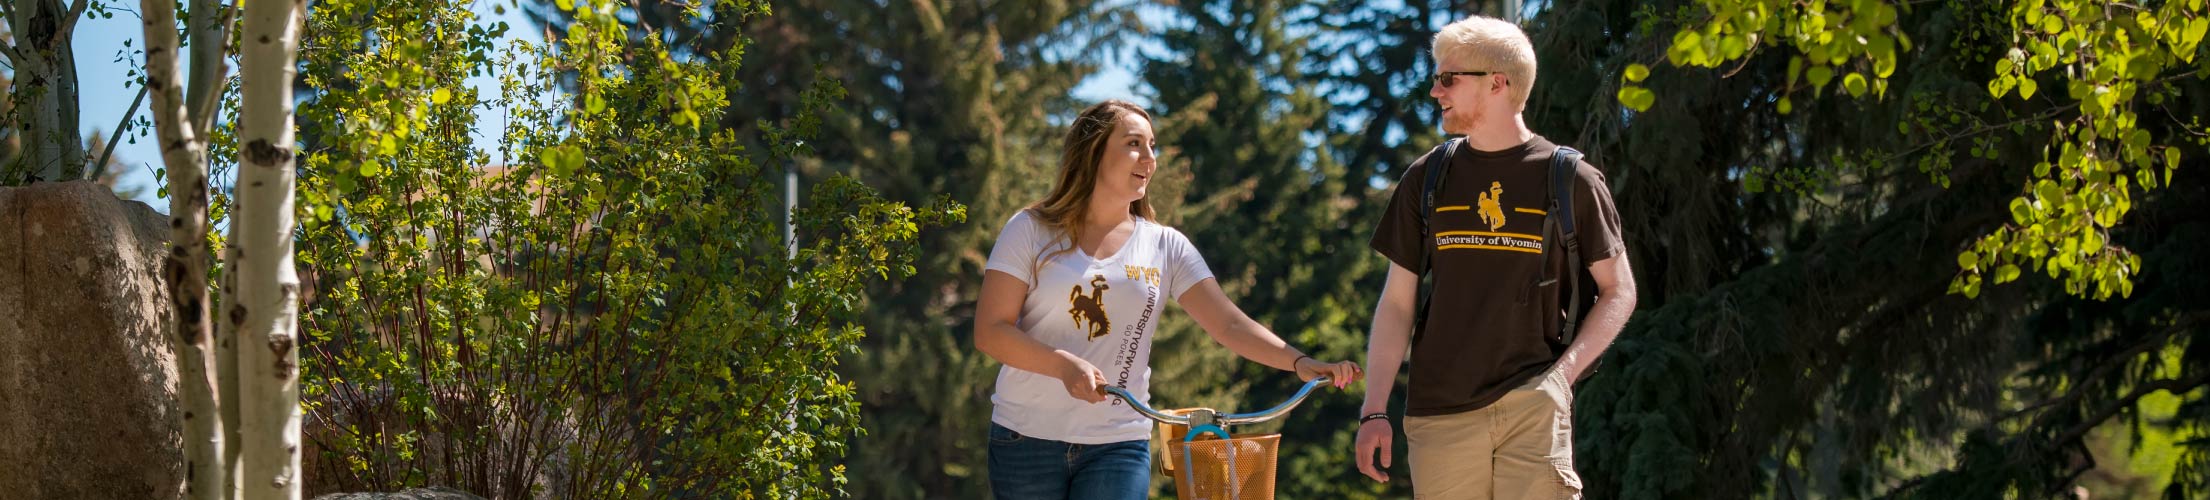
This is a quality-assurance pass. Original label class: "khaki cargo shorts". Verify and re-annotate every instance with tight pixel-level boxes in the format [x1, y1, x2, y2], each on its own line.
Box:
[1403, 367, 1583, 500]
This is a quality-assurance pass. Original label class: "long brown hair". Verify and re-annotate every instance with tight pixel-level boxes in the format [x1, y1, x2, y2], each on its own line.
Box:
[1027, 100, 1157, 274]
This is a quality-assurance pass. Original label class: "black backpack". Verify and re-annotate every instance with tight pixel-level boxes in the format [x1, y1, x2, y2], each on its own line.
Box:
[1413, 138, 1595, 348]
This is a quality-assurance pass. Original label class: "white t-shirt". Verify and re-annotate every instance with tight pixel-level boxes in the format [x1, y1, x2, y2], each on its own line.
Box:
[983, 210, 1214, 444]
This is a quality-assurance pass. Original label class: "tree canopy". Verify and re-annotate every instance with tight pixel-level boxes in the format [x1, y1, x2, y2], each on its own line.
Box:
[82, 0, 2196, 496]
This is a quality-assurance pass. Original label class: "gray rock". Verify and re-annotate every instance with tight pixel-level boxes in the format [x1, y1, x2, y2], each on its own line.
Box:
[0, 180, 181, 499]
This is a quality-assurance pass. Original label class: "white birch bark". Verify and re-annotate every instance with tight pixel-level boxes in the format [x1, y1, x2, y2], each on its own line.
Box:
[233, 0, 305, 495]
[232, 0, 307, 491]
[138, 0, 225, 496]
[12, 0, 87, 182]
[206, 5, 244, 491]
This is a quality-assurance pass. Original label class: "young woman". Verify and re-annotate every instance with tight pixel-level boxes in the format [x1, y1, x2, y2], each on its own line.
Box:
[974, 99, 1363, 499]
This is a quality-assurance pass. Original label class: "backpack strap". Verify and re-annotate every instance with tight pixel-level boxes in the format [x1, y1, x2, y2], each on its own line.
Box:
[1413, 138, 1462, 339]
[1538, 146, 1585, 345]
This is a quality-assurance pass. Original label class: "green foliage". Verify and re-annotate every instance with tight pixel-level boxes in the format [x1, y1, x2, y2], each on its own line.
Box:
[1642, 0, 2207, 302]
[294, 0, 957, 497]
[1955, 0, 2208, 301]
[573, 1, 1135, 498]
[1652, 0, 1907, 100]
[1570, 0, 2210, 498]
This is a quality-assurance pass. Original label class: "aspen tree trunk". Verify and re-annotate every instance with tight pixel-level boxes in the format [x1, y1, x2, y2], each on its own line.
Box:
[138, 0, 225, 496]
[9, 0, 87, 183]
[232, 0, 306, 494]
[218, 267, 244, 498]
[202, 5, 244, 494]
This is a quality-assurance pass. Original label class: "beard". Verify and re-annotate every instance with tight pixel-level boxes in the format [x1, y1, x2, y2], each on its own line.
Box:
[1441, 103, 1483, 136]
[1441, 112, 1469, 135]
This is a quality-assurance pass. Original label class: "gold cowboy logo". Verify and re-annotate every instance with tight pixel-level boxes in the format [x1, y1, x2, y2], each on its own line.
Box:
[1069, 275, 1111, 340]
[1477, 181, 1507, 231]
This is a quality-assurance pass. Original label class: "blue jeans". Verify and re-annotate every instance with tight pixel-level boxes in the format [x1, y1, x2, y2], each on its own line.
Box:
[988, 423, 1151, 500]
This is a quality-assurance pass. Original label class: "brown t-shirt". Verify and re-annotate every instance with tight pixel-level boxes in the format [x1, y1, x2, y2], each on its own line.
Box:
[1370, 136, 1624, 417]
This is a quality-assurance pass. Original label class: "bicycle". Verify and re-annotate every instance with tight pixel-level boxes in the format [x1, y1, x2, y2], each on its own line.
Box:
[1101, 376, 1331, 500]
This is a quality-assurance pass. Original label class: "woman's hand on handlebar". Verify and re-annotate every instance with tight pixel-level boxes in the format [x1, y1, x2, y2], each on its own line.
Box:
[1056, 351, 1111, 403]
[1295, 357, 1363, 389]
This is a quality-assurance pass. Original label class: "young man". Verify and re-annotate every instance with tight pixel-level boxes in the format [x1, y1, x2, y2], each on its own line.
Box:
[1352, 15, 1638, 500]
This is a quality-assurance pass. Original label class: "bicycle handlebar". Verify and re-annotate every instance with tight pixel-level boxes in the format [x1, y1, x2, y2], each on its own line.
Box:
[1101, 377, 1330, 427]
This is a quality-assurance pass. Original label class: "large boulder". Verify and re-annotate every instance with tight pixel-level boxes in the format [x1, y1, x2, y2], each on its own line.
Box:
[0, 180, 181, 499]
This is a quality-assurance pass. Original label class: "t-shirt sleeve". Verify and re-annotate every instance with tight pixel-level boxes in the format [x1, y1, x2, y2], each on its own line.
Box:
[984, 210, 1046, 285]
[1162, 227, 1215, 301]
[1573, 160, 1626, 264]
[1369, 149, 1439, 274]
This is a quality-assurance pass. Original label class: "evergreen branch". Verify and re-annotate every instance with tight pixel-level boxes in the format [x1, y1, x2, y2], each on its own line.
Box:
[2000, 314, 2203, 424]
[2054, 371, 2210, 447]
[1881, 318, 2207, 499]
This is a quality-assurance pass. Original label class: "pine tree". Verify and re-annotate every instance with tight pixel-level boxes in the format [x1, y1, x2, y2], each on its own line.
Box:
[528, 0, 1134, 496]
[1133, 1, 1485, 497]
[1531, 0, 2210, 497]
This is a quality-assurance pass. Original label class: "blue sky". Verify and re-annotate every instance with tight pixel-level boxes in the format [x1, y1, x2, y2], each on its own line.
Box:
[76, 10, 165, 207]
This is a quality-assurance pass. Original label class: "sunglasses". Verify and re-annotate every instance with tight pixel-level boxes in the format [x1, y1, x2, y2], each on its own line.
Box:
[1434, 71, 1500, 88]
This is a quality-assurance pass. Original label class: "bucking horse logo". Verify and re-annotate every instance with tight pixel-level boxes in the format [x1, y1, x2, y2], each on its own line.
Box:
[1477, 181, 1508, 231]
[1069, 275, 1111, 340]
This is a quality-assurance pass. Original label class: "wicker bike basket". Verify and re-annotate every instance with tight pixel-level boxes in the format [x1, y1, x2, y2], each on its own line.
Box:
[1155, 409, 1280, 500]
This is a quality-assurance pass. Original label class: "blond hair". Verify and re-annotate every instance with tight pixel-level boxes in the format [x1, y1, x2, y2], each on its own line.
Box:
[1433, 15, 1537, 111]
[1027, 100, 1157, 276]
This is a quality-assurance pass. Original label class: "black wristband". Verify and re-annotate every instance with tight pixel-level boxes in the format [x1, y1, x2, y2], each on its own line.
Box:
[1360, 413, 1390, 424]
[1293, 354, 1312, 369]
